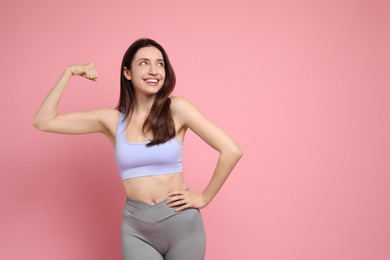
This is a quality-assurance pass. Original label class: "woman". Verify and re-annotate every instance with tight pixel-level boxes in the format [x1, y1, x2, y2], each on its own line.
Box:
[33, 38, 242, 260]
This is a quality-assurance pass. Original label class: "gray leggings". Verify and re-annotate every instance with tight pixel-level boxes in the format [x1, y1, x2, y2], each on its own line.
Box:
[122, 198, 206, 260]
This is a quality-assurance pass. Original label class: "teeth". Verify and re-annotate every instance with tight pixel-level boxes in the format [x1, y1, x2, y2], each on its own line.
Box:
[145, 79, 158, 83]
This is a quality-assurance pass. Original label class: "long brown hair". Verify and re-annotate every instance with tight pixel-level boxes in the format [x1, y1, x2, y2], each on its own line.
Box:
[116, 38, 176, 146]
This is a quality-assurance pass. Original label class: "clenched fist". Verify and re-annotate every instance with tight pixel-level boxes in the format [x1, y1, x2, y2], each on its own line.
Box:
[66, 63, 98, 81]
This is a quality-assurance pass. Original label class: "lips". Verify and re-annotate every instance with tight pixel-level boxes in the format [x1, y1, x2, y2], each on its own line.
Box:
[144, 78, 159, 83]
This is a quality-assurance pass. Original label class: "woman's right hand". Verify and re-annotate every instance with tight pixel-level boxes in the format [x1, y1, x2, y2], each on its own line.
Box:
[66, 63, 98, 81]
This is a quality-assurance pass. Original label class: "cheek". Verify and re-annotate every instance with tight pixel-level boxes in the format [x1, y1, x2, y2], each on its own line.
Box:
[132, 69, 146, 78]
[160, 69, 166, 78]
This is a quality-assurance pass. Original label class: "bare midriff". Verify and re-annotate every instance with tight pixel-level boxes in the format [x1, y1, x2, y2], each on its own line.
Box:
[122, 172, 188, 205]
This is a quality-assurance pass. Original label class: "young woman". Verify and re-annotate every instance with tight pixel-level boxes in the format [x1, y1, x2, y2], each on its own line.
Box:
[33, 38, 242, 260]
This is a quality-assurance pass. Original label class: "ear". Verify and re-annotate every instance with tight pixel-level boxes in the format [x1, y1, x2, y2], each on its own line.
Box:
[123, 67, 131, 80]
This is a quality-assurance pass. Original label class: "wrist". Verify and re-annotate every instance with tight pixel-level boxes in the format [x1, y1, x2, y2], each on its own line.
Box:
[64, 66, 75, 77]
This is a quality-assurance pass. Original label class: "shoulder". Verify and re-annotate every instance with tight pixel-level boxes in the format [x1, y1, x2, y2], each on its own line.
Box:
[170, 96, 196, 128]
[170, 96, 207, 128]
[88, 108, 120, 128]
[170, 96, 195, 113]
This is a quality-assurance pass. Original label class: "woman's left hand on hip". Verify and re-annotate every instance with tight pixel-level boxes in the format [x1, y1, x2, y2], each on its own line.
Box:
[166, 189, 206, 212]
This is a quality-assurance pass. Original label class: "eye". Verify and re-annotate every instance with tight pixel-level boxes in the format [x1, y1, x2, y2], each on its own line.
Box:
[157, 61, 165, 67]
[139, 61, 147, 66]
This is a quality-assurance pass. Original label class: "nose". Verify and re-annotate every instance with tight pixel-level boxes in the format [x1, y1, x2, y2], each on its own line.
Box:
[148, 64, 158, 75]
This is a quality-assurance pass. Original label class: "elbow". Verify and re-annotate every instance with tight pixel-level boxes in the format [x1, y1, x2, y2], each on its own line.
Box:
[32, 118, 42, 130]
[224, 144, 243, 162]
[32, 117, 48, 131]
[32, 117, 39, 129]
[233, 146, 243, 160]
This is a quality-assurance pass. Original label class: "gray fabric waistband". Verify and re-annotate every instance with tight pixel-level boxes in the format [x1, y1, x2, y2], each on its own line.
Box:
[125, 198, 177, 223]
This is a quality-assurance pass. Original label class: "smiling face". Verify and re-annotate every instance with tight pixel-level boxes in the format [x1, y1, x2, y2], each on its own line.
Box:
[124, 46, 166, 96]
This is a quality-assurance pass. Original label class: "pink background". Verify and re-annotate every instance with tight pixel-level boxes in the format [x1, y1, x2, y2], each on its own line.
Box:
[1, 0, 389, 259]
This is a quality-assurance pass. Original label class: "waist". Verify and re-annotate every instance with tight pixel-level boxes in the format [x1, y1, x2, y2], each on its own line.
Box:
[122, 172, 187, 205]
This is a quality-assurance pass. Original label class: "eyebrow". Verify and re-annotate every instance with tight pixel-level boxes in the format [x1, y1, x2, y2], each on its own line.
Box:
[137, 58, 165, 62]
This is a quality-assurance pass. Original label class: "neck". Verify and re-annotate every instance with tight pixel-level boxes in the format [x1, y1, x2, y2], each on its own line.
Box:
[134, 92, 156, 117]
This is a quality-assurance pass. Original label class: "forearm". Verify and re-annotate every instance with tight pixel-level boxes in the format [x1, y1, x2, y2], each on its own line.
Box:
[32, 68, 73, 129]
[201, 149, 242, 206]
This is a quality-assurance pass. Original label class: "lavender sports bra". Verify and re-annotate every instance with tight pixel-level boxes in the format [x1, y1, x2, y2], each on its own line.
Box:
[115, 112, 183, 180]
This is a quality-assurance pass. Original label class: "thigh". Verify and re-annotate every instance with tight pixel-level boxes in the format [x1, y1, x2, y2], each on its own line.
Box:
[164, 209, 206, 260]
[122, 234, 163, 260]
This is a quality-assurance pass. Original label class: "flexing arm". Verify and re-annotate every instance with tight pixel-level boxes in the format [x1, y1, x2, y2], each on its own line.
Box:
[167, 96, 243, 211]
[32, 63, 110, 135]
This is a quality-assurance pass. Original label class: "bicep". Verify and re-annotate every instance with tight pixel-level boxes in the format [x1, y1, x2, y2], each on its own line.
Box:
[43, 109, 109, 135]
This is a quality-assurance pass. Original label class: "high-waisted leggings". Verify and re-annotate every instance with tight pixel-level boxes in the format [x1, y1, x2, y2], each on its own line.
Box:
[122, 198, 206, 260]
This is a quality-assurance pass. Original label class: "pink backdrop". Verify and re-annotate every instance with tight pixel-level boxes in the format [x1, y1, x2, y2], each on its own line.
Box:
[1, 0, 389, 259]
